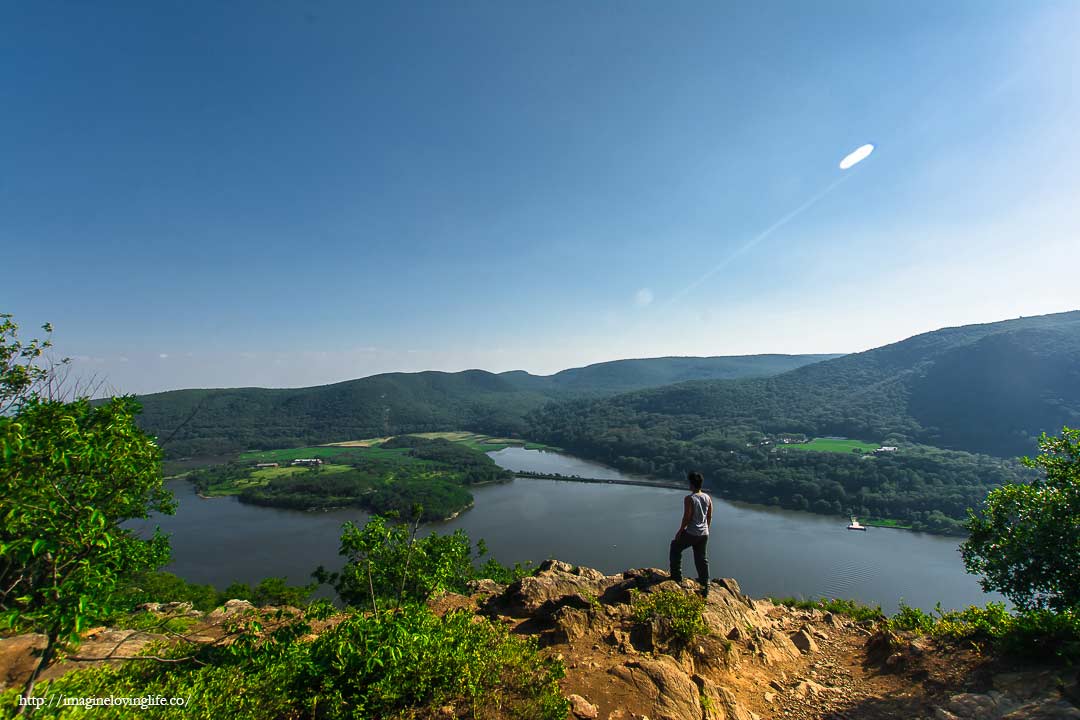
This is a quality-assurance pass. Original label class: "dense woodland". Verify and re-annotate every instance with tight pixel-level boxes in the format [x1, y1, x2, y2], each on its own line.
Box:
[134, 355, 834, 458]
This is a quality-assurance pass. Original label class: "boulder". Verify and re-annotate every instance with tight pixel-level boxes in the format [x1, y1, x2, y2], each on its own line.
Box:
[943, 692, 1019, 718]
[694, 674, 758, 720]
[553, 606, 608, 644]
[793, 679, 830, 699]
[790, 627, 819, 654]
[1000, 700, 1080, 719]
[608, 657, 700, 720]
[0, 634, 48, 692]
[208, 599, 256, 619]
[500, 561, 613, 617]
[568, 693, 599, 719]
[465, 578, 506, 596]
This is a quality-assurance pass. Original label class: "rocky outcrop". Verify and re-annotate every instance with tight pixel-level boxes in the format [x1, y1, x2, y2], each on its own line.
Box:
[608, 656, 703, 720]
[4, 562, 1079, 720]
[498, 560, 613, 617]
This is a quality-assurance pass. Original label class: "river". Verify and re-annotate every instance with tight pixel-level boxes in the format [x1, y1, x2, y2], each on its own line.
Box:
[128, 447, 1002, 613]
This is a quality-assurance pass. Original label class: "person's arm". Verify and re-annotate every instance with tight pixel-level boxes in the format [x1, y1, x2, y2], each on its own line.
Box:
[706, 494, 713, 529]
[675, 496, 691, 540]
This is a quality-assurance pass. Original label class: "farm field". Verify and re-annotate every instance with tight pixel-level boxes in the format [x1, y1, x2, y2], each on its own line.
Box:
[239, 445, 414, 464]
[781, 438, 881, 453]
[323, 431, 559, 453]
[250, 463, 353, 481]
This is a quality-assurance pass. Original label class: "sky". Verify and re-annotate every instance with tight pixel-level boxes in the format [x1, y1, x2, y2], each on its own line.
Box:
[3, 1, 1079, 394]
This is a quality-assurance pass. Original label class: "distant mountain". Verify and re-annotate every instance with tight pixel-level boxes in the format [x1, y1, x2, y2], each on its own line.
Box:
[530, 311, 1080, 458]
[136, 354, 833, 458]
[499, 354, 841, 395]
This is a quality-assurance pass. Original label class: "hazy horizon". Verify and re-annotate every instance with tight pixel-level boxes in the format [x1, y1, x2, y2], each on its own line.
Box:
[5, 2, 1079, 394]
[42, 307, 1076, 395]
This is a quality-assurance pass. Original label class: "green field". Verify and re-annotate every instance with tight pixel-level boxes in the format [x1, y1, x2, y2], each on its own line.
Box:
[324, 432, 560, 453]
[250, 463, 354, 481]
[239, 446, 419, 464]
[781, 438, 881, 454]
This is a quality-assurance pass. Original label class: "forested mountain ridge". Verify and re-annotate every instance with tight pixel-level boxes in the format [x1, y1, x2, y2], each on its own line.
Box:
[520, 312, 1079, 532]
[499, 354, 841, 395]
[134, 354, 832, 458]
[531, 311, 1080, 459]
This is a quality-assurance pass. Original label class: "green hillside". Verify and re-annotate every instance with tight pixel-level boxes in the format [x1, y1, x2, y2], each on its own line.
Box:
[136, 355, 830, 458]
[499, 354, 840, 395]
[525, 311, 1080, 532]
[533, 311, 1080, 457]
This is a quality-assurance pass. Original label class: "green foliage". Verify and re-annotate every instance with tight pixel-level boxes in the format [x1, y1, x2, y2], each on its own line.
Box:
[316, 515, 521, 610]
[195, 439, 510, 521]
[113, 571, 224, 612]
[885, 601, 1080, 662]
[0, 603, 568, 720]
[303, 605, 568, 719]
[0, 396, 174, 646]
[111, 571, 316, 616]
[886, 601, 938, 634]
[630, 589, 709, 644]
[770, 596, 884, 623]
[220, 576, 318, 608]
[0, 315, 68, 414]
[133, 356, 834, 458]
[962, 427, 1080, 611]
[109, 611, 198, 634]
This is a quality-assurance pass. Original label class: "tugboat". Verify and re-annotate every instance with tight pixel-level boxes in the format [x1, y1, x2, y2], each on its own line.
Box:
[847, 516, 867, 531]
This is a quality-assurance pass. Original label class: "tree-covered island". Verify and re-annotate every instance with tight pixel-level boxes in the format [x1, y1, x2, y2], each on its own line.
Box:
[186, 435, 511, 521]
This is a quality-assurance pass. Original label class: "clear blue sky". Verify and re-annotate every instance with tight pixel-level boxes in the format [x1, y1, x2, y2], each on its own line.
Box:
[4, 1, 1078, 393]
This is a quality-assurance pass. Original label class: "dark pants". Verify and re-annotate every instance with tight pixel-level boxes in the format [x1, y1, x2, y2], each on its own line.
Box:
[669, 530, 709, 592]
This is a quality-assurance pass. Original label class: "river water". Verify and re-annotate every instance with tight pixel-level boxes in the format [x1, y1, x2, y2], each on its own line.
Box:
[128, 447, 1001, 613]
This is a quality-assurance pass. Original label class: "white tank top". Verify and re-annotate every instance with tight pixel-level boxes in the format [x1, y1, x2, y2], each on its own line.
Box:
[685, 492, 711, 536]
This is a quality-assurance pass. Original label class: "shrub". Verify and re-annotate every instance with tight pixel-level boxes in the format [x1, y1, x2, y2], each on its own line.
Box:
[887, 601, 937, 634]
[630, 589, 708, 643]
[770, 596, 884, 623]
[962, 428, 1080, 612]
[0, 603, 569, 720]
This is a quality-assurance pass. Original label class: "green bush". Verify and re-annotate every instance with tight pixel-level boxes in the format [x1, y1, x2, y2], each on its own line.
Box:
[630, 589, 708, 643]
[0, 603, 568, 720]
[304, 605, 567, 719]
[112, 571, 224, 613]
[221, 576, 318, 608]
[771, 596, 884, 623]
[887, 601, 937, 634]
[885, 601, 1080, 662]
[315, 514, 536, 610]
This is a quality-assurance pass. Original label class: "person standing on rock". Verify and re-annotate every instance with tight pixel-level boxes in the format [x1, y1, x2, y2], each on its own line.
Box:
[670, 471, 712, 596]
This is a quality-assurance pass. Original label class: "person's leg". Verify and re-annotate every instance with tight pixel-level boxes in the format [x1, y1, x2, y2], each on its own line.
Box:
[691, 535, 710, 596]
[669, 531, 690, 582]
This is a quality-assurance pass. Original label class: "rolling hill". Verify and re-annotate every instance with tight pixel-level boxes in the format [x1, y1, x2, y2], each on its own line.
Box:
[499, 354, 840, 395]
[135, 354, 834, 458]
[529, 310, 1080, 458]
